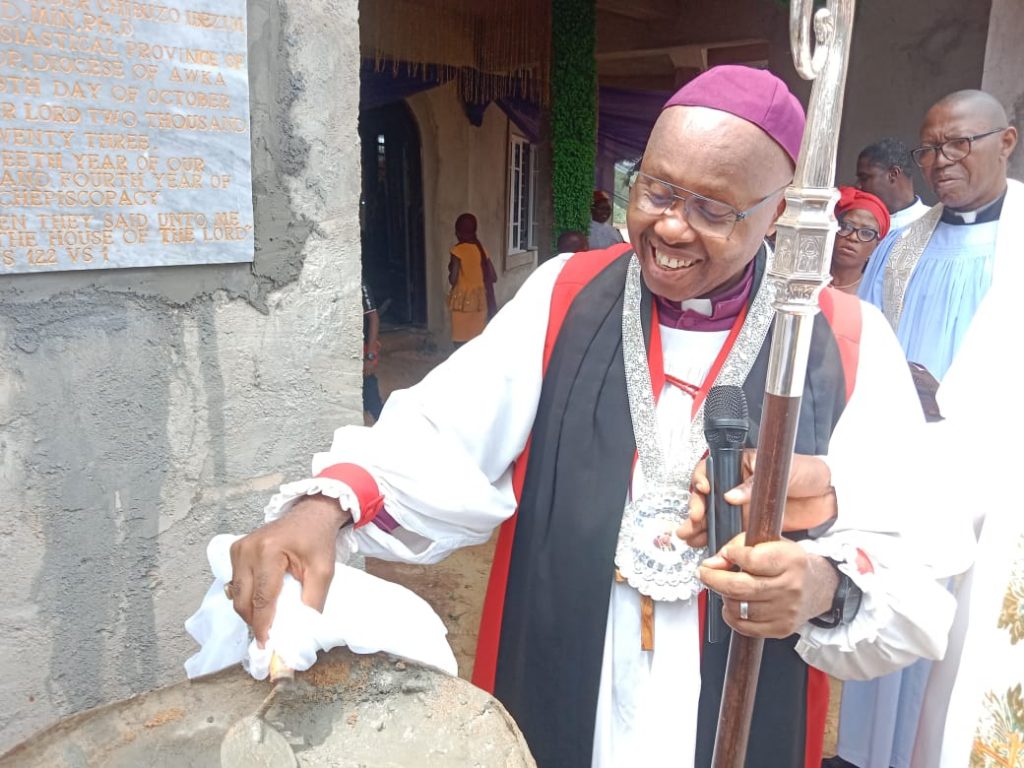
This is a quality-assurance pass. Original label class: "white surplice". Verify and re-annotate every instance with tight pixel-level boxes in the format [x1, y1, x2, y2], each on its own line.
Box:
[840, 180, 1024, 768]
[910, 197, 1024, 768]
[263, 252, 961, 768]
[889, 197, 931, 232]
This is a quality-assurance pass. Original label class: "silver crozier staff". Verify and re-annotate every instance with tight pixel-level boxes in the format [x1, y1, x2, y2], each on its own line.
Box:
[711, 0, 857, 765]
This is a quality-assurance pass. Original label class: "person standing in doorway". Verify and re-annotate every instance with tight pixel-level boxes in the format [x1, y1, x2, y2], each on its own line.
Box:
[362, 280, 384, 421]
[448, 212, 497, 348]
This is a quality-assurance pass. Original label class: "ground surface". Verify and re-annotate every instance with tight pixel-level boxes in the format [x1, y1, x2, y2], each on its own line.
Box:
[364, 327, 841, 757]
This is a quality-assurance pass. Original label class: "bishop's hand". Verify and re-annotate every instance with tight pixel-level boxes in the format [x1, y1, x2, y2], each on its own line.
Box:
[677, 451, 837, 549]
[227, 495, 351, 646]
[698, 536, 840, 638]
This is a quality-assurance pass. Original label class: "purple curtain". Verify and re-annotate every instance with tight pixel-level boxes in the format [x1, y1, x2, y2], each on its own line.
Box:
[360, 62, 668, 191]
[497, 87, 669, 164]
[359, 61, 449, 111]
[598, 87, 668, 163]
[360, 62, 542, 141]
[497, 97, 541, 142]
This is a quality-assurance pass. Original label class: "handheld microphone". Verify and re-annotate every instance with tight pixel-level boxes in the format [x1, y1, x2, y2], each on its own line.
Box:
[703, 384, 749, 644]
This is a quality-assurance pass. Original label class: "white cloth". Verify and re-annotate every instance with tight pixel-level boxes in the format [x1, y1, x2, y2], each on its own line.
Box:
[250, 253, 958, 768]
[910, 188, 1024, 768]
[839, 180, 1024, 768]
[183, 534, 458, 680]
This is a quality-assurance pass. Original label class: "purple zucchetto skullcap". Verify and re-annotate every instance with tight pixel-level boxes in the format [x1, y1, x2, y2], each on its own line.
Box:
[663, 65, 806, 164]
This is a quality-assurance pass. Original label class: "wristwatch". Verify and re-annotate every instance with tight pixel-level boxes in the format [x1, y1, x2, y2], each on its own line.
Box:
[809, 557, 863, 629]
[364, 351, 377, 362]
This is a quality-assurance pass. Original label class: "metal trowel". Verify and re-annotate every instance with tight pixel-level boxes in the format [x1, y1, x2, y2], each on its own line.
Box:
[220, 654, 298, 768]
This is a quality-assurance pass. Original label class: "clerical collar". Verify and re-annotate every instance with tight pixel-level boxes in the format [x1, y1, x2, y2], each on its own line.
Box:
[941, 190, 1005, 225]
[655, 258, 754, 332]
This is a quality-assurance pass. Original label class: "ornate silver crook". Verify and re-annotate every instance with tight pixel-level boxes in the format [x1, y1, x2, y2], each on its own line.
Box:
[791, 0, 835, 79]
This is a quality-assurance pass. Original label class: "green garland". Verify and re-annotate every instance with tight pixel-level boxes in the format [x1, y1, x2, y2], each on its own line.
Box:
[551, 0, 597, 236]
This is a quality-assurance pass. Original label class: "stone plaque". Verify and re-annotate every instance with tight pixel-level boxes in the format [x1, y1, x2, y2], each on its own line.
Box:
[0, 0, 254, 273]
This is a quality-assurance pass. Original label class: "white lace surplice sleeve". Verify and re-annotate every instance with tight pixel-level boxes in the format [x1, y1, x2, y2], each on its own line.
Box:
[794, 302, 974, 680]
[265, 255, 572, 565]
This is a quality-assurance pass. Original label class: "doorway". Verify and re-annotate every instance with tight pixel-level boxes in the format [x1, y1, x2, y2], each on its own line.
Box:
[360, 102, 427, 327]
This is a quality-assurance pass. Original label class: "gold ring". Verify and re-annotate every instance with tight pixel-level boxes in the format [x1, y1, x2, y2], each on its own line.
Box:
[224, 581, 235, 600]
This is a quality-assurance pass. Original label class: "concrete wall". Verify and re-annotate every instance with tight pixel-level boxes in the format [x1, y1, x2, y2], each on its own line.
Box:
[0, 0, 362, 751]
[407, 84, 537, 337]
[742, 0, 992, 190]
[834, 0, 992, 193]
[982, 0, 1024, 181]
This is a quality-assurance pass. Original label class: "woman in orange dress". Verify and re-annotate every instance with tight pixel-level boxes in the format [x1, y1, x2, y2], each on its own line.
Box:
[448, 213, 497, 346]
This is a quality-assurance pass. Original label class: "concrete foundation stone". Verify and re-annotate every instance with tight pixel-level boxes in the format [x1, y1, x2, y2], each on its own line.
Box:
[0, 649, 536, 767]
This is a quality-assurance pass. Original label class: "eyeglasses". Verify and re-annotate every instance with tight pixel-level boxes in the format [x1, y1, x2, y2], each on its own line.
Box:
[836, 219, 880, 243]
[629, 171, 787, 239]
[911, 127, 1008, 168]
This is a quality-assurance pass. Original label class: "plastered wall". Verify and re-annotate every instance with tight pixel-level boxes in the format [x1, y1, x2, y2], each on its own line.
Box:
[982, 0, 1024, 181]
[0, 0, 362, 750]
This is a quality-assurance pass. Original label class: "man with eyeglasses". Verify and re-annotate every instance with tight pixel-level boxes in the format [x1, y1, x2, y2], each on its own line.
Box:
[212, 66, 957, 768]
[859, 90, 1019, 387]
[834, 90, 1020, 768]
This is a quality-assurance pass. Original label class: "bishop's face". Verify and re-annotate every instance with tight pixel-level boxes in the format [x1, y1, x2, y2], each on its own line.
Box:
[627, 107, 792, 302]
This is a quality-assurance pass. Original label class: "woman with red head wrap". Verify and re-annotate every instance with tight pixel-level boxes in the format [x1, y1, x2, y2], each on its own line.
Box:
[830, 186, 891, 294]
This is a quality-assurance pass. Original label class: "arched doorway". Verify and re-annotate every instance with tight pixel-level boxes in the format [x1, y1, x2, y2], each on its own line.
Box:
[359, 101, 427, 327]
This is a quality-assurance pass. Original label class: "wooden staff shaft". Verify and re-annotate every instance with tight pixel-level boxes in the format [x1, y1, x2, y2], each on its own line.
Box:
[709, 0, 857, 759]
[710, 392, 803, 767]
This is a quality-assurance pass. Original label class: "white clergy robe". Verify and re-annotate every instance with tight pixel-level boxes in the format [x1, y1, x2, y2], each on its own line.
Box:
[911, 200, 1024, 768]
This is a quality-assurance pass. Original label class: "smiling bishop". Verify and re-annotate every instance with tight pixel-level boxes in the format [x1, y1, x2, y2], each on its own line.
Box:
[221, 65, 961, 768]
